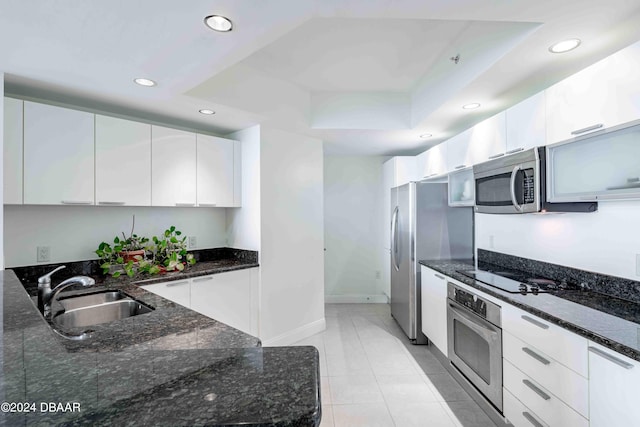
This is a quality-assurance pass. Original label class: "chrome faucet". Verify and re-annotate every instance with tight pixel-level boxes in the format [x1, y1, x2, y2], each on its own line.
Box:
[37, 266, 96, 316]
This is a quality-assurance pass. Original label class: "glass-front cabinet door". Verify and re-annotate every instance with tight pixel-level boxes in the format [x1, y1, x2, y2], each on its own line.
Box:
[448, 167, 475, 207]
[547, 119, 640, 202]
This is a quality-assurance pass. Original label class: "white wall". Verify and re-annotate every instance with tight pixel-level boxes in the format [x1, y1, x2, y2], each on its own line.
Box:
[4, 206, 227, 267]
[226, 125, 261, 252]
[260, 127, 325, 345]
[476, 200, 640, 281]
[324, 156, 386, 302]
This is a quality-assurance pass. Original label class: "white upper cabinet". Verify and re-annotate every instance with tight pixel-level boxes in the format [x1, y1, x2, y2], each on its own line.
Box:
[422, 143, 448, 178]
[505, 92, 546, 153]
[23, 101, 95, 205]
[547, 120, 640, 202]
[447, 112, 507, 171]
[4, 97, 23, 204]
[151, 126, 197, 206]
[196, 134, 235, 207]
[95, 115, 151, 206]
[546, 40, 640, 144]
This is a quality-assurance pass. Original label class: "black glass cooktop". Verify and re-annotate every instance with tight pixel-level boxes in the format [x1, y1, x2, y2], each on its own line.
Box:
[457, 269, 577, 294]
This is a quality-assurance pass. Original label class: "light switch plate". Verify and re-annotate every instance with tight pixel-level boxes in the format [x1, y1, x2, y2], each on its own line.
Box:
[636, 254, 640, 277]
[489, 235, 495, 249]
[37, 246, 50, 262]
[188, 236, 197, 249]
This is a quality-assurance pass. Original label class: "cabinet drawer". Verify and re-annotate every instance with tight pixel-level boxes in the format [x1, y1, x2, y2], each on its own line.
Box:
[504, 360, 588, 427]
[504, 388, 549, 427]
[503, 331, 588, 417]
[502, 304, 587, 377]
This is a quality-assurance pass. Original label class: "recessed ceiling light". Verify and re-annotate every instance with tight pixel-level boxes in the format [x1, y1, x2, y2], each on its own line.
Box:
[419, 133, 433, 139]
[462, 103, 480, 110]
[199, 109, 216, 115]
[133, 78, 156, 87]
[549, 38, 581, 54]
[204, 15, 233, 32]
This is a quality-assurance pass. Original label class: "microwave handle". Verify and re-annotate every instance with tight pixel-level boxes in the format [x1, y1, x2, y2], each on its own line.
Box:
[510, 165, 523, 212]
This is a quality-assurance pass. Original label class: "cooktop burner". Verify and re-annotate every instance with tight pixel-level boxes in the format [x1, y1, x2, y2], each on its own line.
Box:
[457, 269, 575, 294]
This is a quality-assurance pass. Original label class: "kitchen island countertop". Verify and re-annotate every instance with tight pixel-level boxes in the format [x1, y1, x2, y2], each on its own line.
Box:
[1, 253, 321, 426]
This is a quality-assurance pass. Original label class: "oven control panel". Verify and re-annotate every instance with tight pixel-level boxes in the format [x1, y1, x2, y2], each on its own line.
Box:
[453, 287, 487, 318]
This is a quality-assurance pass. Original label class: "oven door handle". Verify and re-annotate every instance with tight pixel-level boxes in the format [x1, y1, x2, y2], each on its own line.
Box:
[510, 165, 523, 212]
[448, 300, 501, 339]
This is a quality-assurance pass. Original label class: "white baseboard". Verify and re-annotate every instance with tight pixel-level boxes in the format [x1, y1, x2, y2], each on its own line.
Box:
[325, 294, 389, 304]
[262, 318, 326, 347]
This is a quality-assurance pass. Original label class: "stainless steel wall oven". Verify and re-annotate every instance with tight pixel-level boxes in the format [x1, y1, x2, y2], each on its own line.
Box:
[447, 282, 503, 412]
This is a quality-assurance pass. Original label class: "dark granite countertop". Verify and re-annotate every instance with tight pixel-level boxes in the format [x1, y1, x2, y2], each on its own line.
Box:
[1, 249, 321, 426]
[420, 259, 640, 362]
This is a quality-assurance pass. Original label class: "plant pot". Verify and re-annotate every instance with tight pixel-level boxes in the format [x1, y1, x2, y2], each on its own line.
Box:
[119, 249, 146, 263]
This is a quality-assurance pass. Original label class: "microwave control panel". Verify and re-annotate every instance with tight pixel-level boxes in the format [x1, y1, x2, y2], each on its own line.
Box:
[523, 169, 535, 203]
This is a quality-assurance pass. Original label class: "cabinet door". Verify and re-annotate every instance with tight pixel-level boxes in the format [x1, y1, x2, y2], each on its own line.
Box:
[547, 121, 640, 202]
[196, 134, 234, 207]
[420, 266, 448, 356]
[190, 269, 254, 334]
[467, 111, 507, 164]
[448, 167, 474, 207]
[23, 101, 95, 205]
[446, 129, 472, 171]
[546, 41, 640, 144]
[151, 126, 197, 206]
[589, 342, 640, 427]
[140, 279, 190, 308]
[506, 92, 546, 153]
[425, 143, 448, 177]
[4, 97, 23, 204]
[415, 151, 429, 180]
[95, 115, 151, 206]
[394, 156, 417, 186]
[232, 140, 242, 207]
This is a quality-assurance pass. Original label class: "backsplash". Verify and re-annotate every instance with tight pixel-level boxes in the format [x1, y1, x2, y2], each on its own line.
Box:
[478, 249, 640, 304]
[12, 247, 258, 296]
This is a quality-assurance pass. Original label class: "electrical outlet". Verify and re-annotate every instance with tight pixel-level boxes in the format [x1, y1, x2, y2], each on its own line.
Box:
[375, 270, 381, 279]
[37, 246, 50, 262]
[188, 236, 197, 249]
[489, 235, 495, 249]
[636, 254, 640, 277]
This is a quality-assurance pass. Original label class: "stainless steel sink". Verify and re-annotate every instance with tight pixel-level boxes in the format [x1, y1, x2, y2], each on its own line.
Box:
[52, 291, 154, 328]
[58, 290, 128, 311]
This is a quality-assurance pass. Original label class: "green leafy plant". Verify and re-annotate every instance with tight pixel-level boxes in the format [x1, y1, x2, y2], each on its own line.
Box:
[95, 224, 195, 278]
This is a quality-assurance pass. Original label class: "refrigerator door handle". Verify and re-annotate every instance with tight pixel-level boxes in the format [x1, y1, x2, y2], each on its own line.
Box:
[391, 206, 400, 271]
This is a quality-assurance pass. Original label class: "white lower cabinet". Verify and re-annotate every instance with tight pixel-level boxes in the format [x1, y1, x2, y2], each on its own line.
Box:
[420, 266, 448, 356]
[504, 360, 588, 427]
[504, 388, 549, 427]
[588, 341, 640, 427]
[190, 269, 257, 335]
[140, 279, 190, 308]
[140, 268, 258, 335]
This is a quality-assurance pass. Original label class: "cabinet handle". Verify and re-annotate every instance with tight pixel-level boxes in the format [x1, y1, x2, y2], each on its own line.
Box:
[521, 315, 549, 330]
[175, 203, 196, 207]
[506, 147, 524, 155]
[571, 123, 603, 135]
[423, 173, 438, 178]
[166, 280, 189, 287]
[589, 346, 634, 369]
[522, 347, 550, 365]
[192, 276, 213, 283]
[454, 164, 466, 170]
[98, 201, 126, 205]
[487, 153, 505, 160]
[198, 203, 217, 207]
[435, 274, 445, 280]
[522, 411, 545, 427]
[522, 379, 550, 401]
[61, 200, 93, 205]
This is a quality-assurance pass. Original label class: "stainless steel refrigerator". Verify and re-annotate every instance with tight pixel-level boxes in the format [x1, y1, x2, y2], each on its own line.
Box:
[390, 181, 473, 344]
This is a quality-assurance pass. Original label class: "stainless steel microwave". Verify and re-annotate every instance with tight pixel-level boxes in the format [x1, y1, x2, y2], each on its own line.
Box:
[473, 147, 597, 214]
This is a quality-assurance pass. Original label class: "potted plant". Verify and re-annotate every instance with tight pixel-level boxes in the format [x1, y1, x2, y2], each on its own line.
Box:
[149, 226, 196, 272]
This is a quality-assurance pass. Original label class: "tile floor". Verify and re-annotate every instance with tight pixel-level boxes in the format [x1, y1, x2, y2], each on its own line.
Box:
[292, 303, 499, 427]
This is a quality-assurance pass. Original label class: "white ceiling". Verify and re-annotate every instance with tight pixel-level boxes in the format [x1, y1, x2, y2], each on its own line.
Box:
[2, 0, 640, 156]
